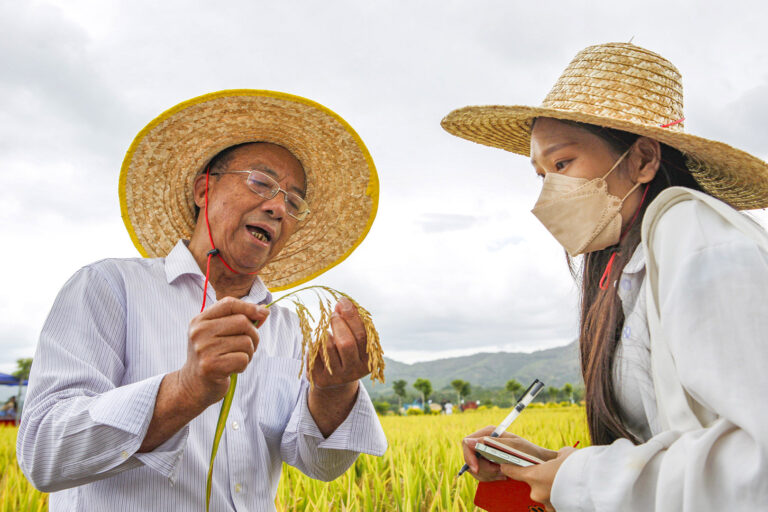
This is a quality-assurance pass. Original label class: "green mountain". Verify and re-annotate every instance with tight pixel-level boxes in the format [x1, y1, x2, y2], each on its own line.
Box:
[363, 341, 581, 396]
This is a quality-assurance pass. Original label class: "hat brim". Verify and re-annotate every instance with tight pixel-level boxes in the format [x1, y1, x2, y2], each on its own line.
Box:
[442, 105, 768, 210]
[120, 89, 378, 291]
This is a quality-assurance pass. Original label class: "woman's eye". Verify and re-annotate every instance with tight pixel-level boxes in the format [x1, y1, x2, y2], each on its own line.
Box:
[554, 160, 570, 171]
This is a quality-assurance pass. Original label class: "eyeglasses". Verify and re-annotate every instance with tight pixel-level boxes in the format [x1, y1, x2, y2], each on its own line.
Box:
[210, 169, 310, 221]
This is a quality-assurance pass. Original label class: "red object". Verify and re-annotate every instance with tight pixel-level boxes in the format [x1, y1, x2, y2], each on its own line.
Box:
[598, 251, 618, 290]
[200, 165, 263, 312]
[598, 184, 650, 291]
[474, 479, 546, 512]
[204, 167, 239, 275]
[202, 166, 261, 277]
[660, 117, 685, 128]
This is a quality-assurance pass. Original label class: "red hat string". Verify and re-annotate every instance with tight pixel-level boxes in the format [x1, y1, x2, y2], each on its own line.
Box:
[200, 166, 258, 312]
[598, 184, 650, 291]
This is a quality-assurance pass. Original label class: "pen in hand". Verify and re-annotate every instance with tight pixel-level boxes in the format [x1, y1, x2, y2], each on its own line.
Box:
[457, 379, 545, 477]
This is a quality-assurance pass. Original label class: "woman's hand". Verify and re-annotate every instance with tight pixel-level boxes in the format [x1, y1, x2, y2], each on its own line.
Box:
[499, 446, 577, 512]
[461, 426, 558, 481]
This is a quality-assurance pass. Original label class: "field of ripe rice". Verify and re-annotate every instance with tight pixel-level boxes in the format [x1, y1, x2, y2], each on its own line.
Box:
[1, 406, 588, 511]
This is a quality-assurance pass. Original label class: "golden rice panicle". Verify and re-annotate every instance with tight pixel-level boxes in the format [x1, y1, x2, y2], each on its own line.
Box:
[316, 287, 384, 383]
[292, 298, 314, 378]
[268, 285, 386, 386]
[320, 285, 342, 302]
[346, 296, 385, 383]
[317, 295, 333, 375]
[303, 294, 332, 388]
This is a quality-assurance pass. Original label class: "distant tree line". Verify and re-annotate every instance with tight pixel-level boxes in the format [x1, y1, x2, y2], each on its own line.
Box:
[371, 377, 584, 414]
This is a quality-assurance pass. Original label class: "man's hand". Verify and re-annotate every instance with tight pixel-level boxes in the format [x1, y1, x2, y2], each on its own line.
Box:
[140, 298, 269, 452]
[310, 297, 371, 389]
[307, 297, 370, 437]
[180, 297, 269, 408]
[461, 426, 558, 482]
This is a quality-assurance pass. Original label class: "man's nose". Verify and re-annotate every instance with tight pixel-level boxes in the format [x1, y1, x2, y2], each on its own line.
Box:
[260, 190, 288, 218]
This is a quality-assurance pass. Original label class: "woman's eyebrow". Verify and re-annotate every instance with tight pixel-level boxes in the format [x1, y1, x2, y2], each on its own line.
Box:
[530, 141, 577, 166]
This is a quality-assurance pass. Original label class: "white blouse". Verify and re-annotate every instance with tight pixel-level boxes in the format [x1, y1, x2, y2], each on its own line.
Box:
[551, 198, 768, 511]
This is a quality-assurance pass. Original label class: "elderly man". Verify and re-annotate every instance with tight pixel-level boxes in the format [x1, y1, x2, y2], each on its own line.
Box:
[18, 90, 387, 511]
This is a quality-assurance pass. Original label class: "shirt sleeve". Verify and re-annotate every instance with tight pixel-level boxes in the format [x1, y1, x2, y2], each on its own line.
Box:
[16, 265, 188, 492]
[551, 201, 768, 511]
[275, 310, 387, 481]
[280, 381, 387, 481]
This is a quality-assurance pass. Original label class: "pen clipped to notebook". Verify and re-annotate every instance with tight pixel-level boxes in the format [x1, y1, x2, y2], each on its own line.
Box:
[458, 378, 545, 477]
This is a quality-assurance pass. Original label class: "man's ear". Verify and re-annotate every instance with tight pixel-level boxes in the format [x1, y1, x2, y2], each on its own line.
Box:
[193, 173, 209, 210]
[631, 137, 661, 184]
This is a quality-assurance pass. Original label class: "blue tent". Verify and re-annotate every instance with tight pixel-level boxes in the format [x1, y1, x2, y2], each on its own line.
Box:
[0, 372, 28, 385]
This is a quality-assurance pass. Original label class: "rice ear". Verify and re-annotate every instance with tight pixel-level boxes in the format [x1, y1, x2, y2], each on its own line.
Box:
[344, 296, 385, 383]
[292, 299, 313, 379]
[209, 284, 386, 508]
[267, 285, 386, 385]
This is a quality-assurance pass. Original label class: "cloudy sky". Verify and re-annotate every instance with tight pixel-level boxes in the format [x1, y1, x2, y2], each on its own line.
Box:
[2, 0, 767, 373]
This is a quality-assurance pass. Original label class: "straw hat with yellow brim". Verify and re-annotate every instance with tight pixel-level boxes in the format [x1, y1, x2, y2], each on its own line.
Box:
[120, 89, 378, 291]
[441, 42, 768, 210]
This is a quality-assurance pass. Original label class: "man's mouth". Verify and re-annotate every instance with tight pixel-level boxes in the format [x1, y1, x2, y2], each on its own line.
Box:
[247, 225, 272, 243]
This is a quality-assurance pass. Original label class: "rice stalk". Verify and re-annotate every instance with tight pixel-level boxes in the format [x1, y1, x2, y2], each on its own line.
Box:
[270, 285, 385, 387]
[206, 285, 385, 511]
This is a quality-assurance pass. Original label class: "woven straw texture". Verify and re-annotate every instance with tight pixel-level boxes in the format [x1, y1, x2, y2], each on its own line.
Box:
[441, 42, 768, 210]
[120, 90, 378, 291]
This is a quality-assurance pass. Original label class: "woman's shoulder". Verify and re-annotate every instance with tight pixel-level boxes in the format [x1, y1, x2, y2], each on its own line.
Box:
[647, 187, 767, 256]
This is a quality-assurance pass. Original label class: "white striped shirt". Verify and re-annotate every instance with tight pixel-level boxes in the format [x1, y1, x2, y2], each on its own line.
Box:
[17, 240, 387, 511]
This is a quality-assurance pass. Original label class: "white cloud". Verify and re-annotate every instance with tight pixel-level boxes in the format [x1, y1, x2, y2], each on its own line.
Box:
[2, 0, 768, 373]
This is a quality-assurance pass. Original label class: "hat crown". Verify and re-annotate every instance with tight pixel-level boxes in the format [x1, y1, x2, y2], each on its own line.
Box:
[541, 42, 685, 131]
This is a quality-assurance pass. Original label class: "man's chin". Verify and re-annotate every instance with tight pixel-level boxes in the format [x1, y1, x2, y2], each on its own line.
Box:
[236, 261, 266, 274]
[229, 247, 271, 273]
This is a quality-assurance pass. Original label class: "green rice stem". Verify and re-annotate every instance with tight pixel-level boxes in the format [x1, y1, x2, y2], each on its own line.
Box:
[205, 285, 378, 511]
[205, 373, 238, 512]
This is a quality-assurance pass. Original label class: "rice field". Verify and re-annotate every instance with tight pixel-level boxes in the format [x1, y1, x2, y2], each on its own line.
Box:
[1, 405, 588, 511]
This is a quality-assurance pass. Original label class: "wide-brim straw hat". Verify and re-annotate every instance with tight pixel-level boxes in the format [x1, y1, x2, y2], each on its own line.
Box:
[120, 89, 378, 291]
[441, 42, 768, 210]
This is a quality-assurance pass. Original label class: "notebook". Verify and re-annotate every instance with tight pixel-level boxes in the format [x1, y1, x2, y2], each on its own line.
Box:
[474, 479, 546, 512]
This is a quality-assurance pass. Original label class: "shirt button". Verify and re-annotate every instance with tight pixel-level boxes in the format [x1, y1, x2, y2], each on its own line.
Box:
[120, 450, 129, 460]
[232, 421, 240, 431]
[234, 483, 242, 493]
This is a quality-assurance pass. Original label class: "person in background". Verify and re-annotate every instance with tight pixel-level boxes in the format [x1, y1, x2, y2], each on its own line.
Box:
[0, 396, 16, 416]
[444, 42, 768, 511]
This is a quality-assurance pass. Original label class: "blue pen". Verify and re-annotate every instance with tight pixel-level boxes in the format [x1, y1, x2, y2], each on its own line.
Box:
[457, 379, 545, 477]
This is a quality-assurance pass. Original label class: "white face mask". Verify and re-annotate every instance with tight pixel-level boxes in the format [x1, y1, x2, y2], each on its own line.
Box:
[531, 149, 640, 257]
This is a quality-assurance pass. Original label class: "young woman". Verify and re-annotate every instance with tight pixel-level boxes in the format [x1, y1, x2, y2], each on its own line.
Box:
[442, 42, 768, 511]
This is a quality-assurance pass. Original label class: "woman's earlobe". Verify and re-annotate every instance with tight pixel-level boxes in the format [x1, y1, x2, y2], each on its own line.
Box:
[634, 137, 662, 183]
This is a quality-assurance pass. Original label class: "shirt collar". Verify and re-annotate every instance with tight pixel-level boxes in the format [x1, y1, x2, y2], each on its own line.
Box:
[164, 240, 204, 283]
[622, 244, 646, 275]
[164, 240, 273, 304]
